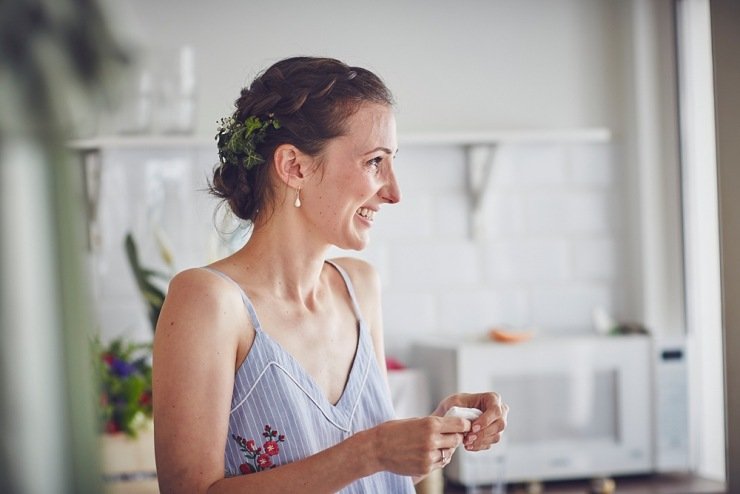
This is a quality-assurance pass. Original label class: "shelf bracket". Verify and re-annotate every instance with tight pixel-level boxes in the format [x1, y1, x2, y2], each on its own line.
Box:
[465, 144, 499, 240]
[80, 149, 103, 252]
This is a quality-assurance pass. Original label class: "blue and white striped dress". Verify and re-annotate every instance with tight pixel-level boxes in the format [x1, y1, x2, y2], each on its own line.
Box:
[204, 262, 415, 493]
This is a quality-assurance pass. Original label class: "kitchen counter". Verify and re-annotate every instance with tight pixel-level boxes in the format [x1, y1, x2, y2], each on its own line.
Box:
[443, 473, 725, 494]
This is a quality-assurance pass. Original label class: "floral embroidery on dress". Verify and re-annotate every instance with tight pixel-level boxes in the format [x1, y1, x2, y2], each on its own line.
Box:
[232, 424, 287, 474]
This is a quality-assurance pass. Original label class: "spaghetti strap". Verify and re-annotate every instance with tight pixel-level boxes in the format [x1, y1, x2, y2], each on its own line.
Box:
[199, 266, 263, 332]
[324, 260, 364, 323]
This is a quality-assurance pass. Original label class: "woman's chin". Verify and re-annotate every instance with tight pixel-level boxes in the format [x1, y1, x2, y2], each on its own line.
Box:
[334, 234, 370, 252]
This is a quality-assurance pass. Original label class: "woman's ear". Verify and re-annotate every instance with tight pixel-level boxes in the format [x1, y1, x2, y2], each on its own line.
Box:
[273, 144, 309, 189]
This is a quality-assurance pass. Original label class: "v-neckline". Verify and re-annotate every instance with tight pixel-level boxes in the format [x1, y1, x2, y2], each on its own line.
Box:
[235, 260, 368, 419]
[254, 319, 366, 411]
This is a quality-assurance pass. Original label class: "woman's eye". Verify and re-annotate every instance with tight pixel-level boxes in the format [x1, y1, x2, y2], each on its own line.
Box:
[366, 157, 382, 172]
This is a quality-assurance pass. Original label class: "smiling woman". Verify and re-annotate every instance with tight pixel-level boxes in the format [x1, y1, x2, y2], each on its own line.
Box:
[152, 56, 508, 494]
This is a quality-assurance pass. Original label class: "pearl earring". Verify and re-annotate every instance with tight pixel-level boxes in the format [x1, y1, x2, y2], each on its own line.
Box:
[294, 188, 302, 208]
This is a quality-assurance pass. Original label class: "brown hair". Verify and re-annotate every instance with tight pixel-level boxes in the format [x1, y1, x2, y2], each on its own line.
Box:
[209, 56, 395, 223]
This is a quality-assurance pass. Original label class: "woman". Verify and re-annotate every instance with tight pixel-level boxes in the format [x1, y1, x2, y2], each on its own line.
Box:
[153, 56, 508, 493]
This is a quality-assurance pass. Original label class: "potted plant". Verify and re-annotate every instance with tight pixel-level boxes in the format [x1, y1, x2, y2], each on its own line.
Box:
[95, 338, 156, 480]
[95, 338, 153, 437]
[95, 230, 172, 481]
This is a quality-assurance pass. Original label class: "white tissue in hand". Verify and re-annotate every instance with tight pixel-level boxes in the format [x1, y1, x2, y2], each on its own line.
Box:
[445, 406, 482, 421]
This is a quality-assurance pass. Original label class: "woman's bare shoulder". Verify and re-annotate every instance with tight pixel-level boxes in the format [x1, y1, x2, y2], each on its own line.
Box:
[155, 267, 249, 338]
[328, 257, 381, 294]
[166, 267, 238, 308]
[328, 257, 383, 331]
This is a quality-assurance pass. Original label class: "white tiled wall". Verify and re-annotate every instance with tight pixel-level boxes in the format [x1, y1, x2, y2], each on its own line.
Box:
[90, 140, 624, 359]
[352, 142, 623, 358]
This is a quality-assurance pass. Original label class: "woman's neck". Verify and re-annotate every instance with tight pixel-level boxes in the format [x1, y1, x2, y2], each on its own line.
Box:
[226, 219, 330, 307]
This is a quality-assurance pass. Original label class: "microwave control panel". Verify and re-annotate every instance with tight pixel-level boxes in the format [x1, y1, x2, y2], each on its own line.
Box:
[653, 338, 690, 471]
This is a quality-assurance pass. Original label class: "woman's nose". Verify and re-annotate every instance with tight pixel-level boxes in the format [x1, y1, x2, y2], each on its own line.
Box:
[380, 168, 401, 204]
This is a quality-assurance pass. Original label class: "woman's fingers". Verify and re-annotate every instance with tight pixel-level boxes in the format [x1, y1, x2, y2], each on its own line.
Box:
[437, 431, 465, 450]
[469, 396, 507, 432]
[464, 417, 507, 449]
[431, 392, 510, 452]
[434, 446, 455, 466]
[377, 417, 472, 476]
[439, 416, 472, 434]
[465, 399, 509, 450]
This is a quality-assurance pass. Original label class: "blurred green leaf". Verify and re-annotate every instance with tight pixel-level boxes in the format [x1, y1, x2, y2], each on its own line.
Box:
[124, 232, 167, 333]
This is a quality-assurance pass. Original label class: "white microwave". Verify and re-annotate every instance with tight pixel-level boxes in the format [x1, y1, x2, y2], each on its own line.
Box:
[412, 334, 689, 485]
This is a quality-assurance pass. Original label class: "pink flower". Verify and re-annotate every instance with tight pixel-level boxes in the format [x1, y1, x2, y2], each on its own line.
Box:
[263, 440, 280, 456]
[245, 439, 257, 453]
[239, 463, 255, 475]
[257, 453, 273, 469]
[138, 391, 152, 406]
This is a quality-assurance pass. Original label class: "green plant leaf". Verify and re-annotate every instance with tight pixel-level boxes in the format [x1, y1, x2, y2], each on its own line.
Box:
[124, 232, 168, 333]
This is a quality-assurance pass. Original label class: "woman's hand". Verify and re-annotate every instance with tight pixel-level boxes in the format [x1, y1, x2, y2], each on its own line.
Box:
[367, 415, 471, 477]
[432, 393, 508, 451]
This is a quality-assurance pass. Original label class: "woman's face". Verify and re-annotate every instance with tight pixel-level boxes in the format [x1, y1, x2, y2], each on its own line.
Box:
[301, 102, 400, 251]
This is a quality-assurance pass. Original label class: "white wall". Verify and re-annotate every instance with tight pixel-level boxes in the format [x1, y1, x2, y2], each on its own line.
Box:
[102, 0, 629, 136]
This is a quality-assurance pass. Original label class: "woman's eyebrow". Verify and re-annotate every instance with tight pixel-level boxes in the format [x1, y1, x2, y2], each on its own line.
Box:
[364, 146, 396, 155]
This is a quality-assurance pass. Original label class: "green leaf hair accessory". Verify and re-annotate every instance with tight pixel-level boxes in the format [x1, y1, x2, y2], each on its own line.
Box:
[216, 114, 281, 170]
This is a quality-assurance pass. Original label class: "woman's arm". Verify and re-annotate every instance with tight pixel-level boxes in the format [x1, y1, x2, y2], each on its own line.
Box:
[208, 416, 467, 493]
[152, 268, 246, 493]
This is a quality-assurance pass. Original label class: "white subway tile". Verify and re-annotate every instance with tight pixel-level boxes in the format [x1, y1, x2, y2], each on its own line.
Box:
[567, 192, 615, 232]
[530, 284, 613, 331]
[433, 193, 470, 238]
[438, 289, 530, 335]
[389, 241, 480, 288]
[491, 144, 568, 188]
[382, 292, 437, 335]
[395, 145, 466, 192]
[483, 239, 570, 282]
[567, 143, 615, 186]
[480, 193, 527, 237]
[572, 237, 620, 280]
[371, 194, 434, 240]
[524, 191, 613, 233]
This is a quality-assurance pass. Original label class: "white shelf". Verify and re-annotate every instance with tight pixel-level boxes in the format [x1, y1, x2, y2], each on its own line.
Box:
[70, 128, 613, 243]
[399, 127, 611, 146]
[68, 135, 213, 151]
[70, 127, 612, 151]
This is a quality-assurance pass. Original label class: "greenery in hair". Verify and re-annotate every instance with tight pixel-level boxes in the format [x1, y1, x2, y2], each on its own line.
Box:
[216, 114, 281, 170]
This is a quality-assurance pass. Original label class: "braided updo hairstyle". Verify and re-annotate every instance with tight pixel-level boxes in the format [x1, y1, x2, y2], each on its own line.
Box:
[210, 57, 395, 223]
